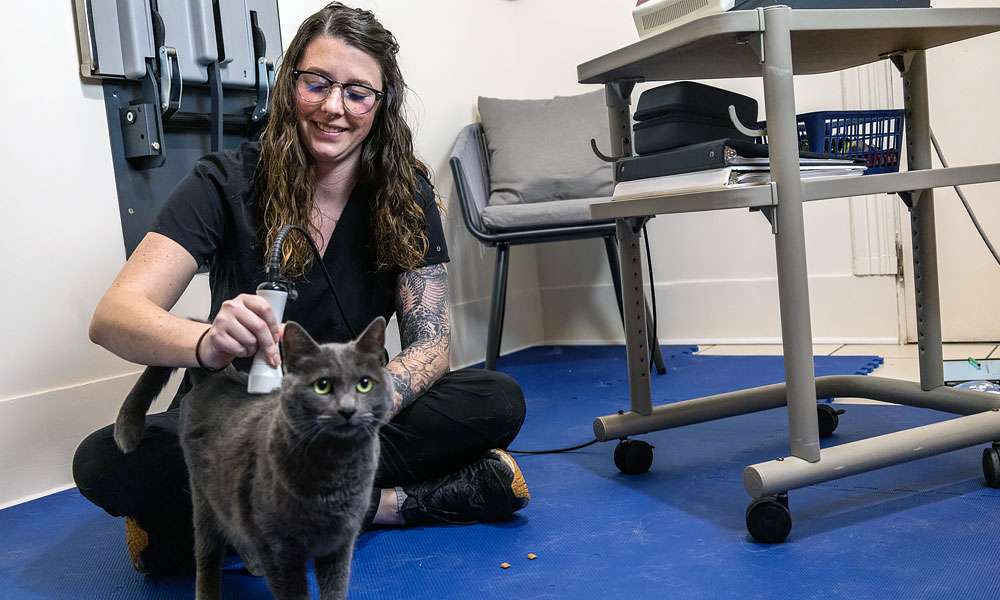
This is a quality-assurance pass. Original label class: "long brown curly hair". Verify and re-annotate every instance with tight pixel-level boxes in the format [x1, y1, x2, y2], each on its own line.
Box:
[256, 2, 429, 276]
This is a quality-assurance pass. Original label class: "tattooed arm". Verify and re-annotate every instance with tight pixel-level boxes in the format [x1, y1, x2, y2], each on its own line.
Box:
[387, 263, 451, 417]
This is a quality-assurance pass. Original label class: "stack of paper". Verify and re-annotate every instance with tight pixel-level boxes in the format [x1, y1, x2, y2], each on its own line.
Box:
[612, 139, 867, 200]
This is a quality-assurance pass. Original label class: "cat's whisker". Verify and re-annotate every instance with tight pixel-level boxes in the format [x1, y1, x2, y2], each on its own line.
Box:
[379, 419, 419, 436]
[288, 422, 324, 457]
[127, 316, 394, 599]
[303, 423, 330, 455]
[378, 421, 406, 436]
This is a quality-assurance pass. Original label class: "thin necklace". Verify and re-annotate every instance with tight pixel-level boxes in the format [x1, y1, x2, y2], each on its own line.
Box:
[315, 204, 342, 225]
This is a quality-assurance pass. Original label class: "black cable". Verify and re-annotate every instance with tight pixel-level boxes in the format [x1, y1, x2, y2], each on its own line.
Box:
[268, 224, 357, 339]
[510, 226, 656, 455]
[508, 438, 599, 455]
[269, 225, 605, 456]
[886, 57, 999, 269]
[930, 132, 1000, 268]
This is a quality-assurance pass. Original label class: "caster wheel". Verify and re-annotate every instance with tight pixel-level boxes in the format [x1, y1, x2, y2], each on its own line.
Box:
[746, 495, 792, 544]
[614, 439, 654, 475]
[982, 445, 1000, 488]
[817, 404, 845, 438]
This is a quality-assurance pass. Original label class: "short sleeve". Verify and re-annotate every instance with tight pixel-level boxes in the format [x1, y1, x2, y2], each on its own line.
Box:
[416, 174, 449, 267]
[149, 154, 232, 267]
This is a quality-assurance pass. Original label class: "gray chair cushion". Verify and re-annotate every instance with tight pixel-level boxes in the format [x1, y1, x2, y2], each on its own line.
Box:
[478, 90, 614, 206]
[480, 197, 614, 231]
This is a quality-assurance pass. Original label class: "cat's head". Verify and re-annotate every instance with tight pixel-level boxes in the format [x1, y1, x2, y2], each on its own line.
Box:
[278, 318, 391, 439]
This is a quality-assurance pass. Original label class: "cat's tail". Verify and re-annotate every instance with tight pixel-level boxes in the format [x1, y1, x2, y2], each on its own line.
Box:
[114, 366, 177, 453]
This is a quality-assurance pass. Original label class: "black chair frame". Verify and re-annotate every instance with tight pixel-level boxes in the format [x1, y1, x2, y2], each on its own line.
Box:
[449, 124, 666, 373]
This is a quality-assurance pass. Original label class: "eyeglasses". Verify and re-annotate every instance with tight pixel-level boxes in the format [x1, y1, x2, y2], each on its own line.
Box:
[292, 69, 384, 116]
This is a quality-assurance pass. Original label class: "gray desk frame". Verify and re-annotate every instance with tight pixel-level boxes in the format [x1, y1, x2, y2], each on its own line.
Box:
[580, 6, 1000, 526]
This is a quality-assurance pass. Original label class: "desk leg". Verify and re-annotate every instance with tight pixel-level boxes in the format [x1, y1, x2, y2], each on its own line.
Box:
[617, 219, 653, 416]
[761, 6, 820, 463]
[902, 50, 945, 390]
[605, 81, 653, 417]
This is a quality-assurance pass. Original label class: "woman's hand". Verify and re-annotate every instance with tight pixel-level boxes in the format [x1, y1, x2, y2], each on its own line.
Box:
[198, 294, 282, 370]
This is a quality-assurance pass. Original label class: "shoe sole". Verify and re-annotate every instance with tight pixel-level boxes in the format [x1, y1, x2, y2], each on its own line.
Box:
[491, 449, 530, 505]
[124, 516, 149, 573]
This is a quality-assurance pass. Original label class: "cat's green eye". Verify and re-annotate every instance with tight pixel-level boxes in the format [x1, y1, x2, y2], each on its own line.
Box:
[356, 377, 374, 394]
[313, 378, 332, 395]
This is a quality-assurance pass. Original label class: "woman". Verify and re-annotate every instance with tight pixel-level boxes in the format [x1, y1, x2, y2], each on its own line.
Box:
[73, 2, 529, 575]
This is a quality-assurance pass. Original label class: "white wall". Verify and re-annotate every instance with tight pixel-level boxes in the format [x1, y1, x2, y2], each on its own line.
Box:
[319, 0, 901, 347]
[4, 0, 994, 507]
[903, 0, 1000, 342]
[519, 3, 900, 346]
[0, 2, 213, 508]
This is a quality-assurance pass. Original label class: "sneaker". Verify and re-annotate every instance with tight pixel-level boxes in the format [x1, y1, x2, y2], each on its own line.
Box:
[124, 516, 193, 575]
[401, 449, 530, 525]
[124, 517, 149, 572]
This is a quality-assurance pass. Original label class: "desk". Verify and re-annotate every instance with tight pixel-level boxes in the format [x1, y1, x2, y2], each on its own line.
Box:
[580, 7, 1000, 543]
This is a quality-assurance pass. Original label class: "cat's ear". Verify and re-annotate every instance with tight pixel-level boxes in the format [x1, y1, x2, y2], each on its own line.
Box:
[281, 321, 320, 371]
[355, 317, 386, 358]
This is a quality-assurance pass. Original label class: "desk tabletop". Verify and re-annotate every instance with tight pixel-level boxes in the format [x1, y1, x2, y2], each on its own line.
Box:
[588, 163, 1000, 219]
[577, 8, 1000, 84]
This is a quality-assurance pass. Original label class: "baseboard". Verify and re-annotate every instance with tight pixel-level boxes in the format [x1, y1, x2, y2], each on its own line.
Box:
[4, 274, 894, 508]
[539, 274, 901, 346]
[542, 336, 900, 346]
[449, 288, 545, 369]
[0, 483, 76, 511]
[451, 341, 540, 371]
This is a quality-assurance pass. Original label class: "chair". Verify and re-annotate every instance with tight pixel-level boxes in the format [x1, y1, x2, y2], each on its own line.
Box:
[449, 123, 667, 372]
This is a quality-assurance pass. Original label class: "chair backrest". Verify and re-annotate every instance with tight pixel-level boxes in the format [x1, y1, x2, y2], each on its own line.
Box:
[449, 123, 492, 239]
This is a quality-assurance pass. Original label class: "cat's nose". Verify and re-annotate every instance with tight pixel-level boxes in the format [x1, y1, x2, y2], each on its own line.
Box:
[338, 406, 356, 421]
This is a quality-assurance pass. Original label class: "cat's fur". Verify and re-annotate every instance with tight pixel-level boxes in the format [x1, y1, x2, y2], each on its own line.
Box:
[114, 318, 391, 600]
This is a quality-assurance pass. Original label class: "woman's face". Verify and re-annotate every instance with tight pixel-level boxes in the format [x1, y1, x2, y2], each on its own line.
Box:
[294, 36, 383, 168]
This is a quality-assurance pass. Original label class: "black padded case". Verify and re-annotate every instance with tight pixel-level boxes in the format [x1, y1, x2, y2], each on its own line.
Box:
[632, 114, 752, 156]
[632, 82, 759, 155]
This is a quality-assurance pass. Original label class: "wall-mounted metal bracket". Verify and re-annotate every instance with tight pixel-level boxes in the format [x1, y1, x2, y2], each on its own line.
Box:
[249, 9, 276, 123]
[157, 46, 182, 120]
[121, 60, 166, 170]
[251, 56, 275, 122]
[120, 103, 161, 159]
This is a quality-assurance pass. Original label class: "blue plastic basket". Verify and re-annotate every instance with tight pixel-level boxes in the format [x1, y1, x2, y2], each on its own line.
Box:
[759, 109, 905, 174]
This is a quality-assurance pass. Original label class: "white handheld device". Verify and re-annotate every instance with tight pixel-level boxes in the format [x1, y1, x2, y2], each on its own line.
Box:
[247, 281, 288, 394]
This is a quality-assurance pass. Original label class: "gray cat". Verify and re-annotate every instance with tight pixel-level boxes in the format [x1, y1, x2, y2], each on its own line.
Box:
[114, 317, 391, 600]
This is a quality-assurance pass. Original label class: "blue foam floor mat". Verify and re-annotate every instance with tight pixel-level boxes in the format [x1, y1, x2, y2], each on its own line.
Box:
[4, 345, 1000, 599]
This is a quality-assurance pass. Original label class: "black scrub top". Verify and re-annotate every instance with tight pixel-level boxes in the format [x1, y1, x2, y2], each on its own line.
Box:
[151, 141, 449, 362]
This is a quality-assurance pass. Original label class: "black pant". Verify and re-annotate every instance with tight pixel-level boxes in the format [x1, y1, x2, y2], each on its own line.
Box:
[72, 368, 525, 568]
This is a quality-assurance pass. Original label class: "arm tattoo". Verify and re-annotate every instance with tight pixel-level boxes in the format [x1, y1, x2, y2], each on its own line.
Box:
[387, 263, 450, 416]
